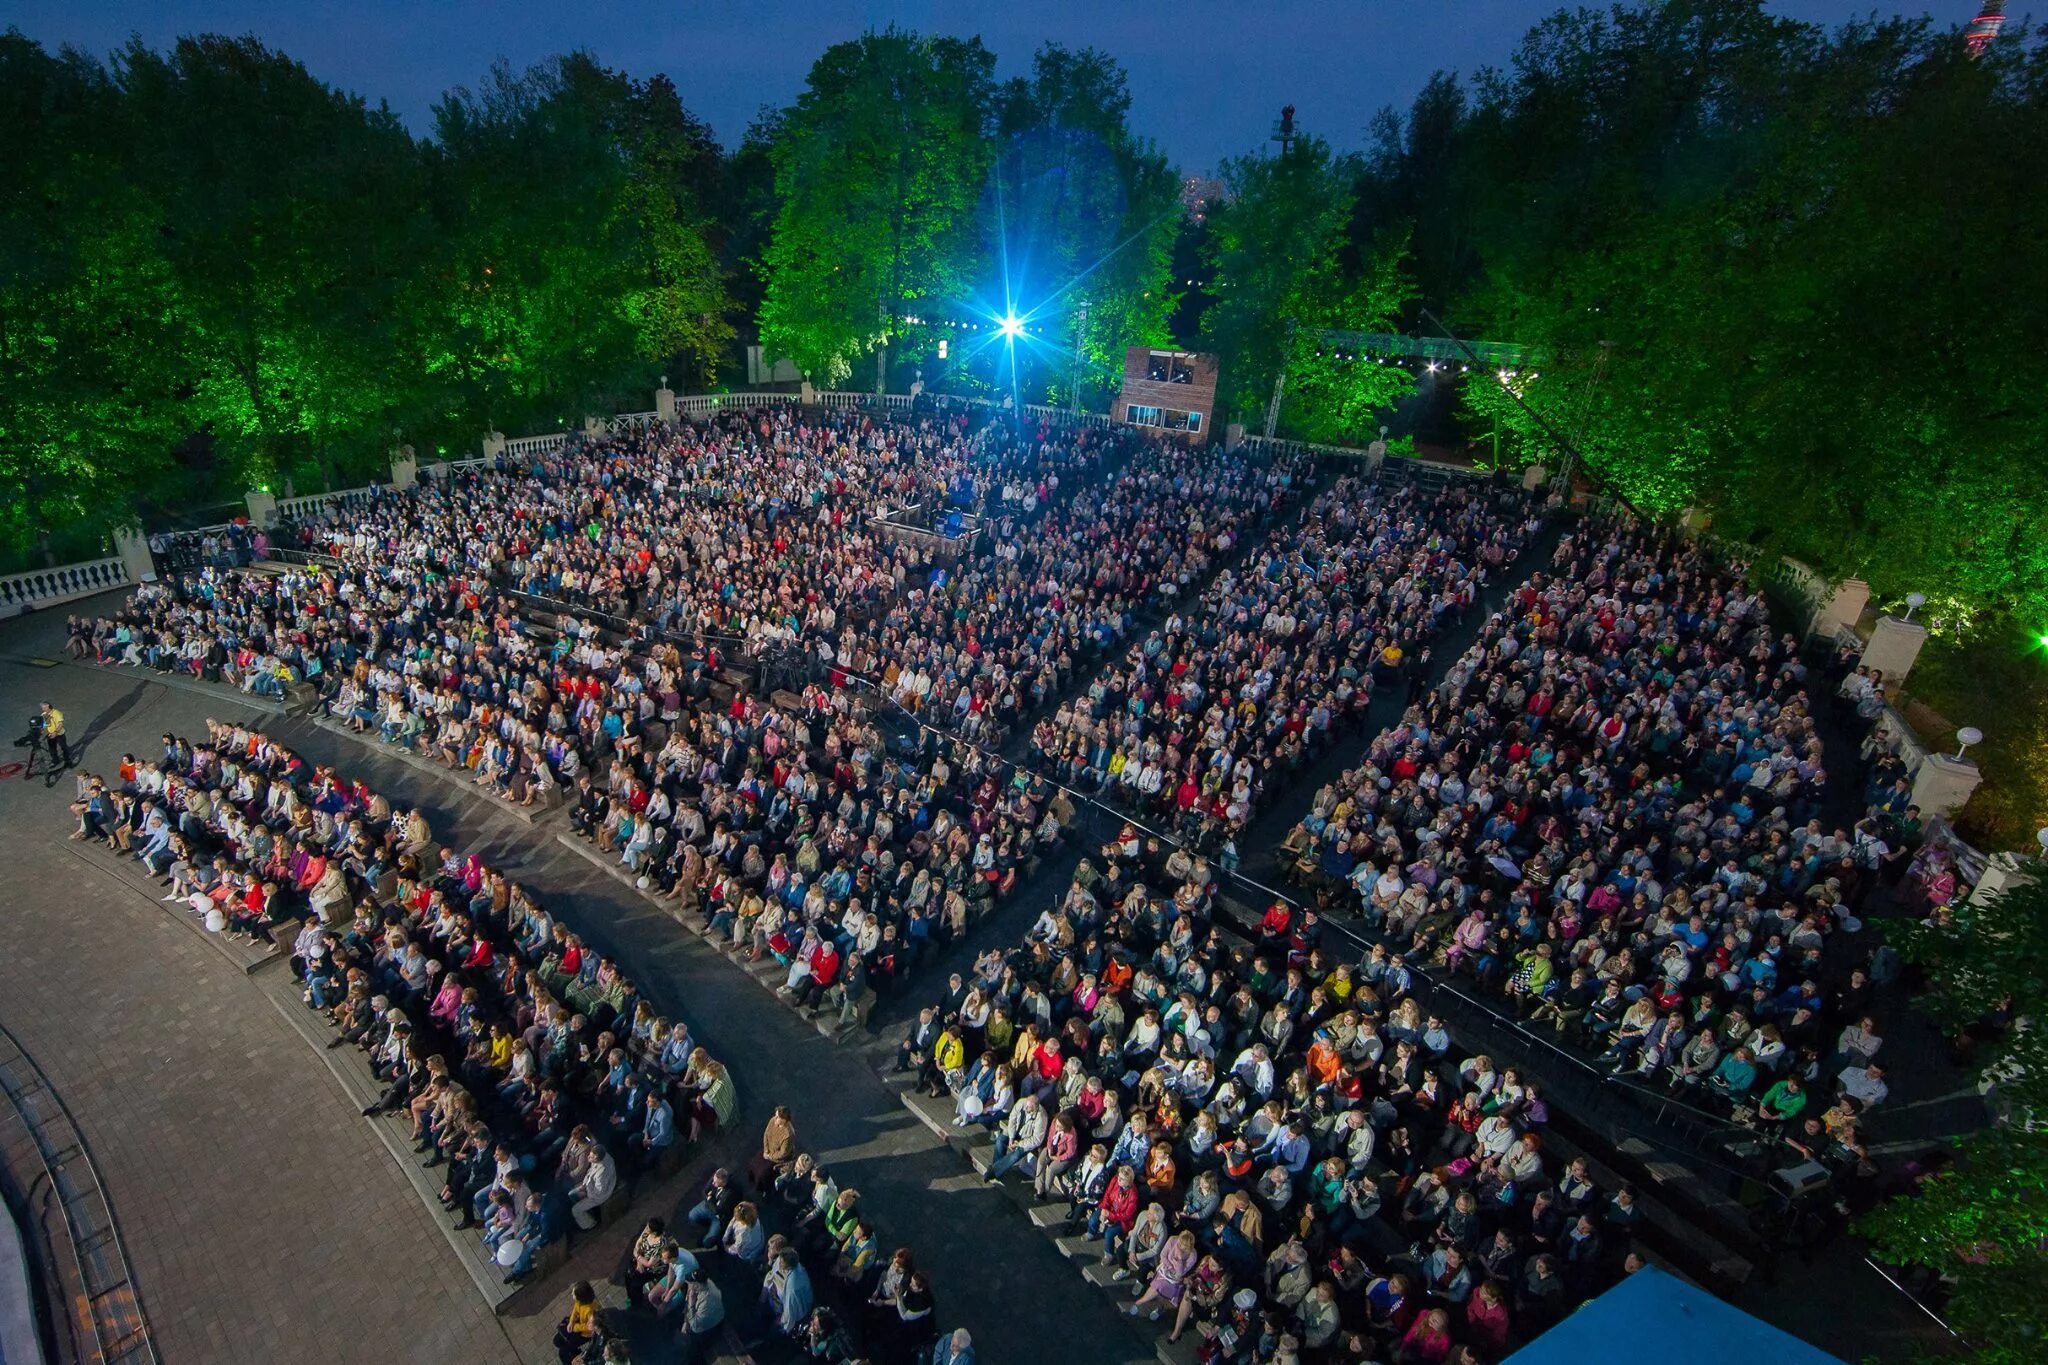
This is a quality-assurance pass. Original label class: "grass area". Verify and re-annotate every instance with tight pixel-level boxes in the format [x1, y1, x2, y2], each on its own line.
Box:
[1900, 619, 2048, 851]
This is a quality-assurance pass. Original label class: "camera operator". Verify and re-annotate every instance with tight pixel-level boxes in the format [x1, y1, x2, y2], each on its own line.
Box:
[38, 702, 69, 767]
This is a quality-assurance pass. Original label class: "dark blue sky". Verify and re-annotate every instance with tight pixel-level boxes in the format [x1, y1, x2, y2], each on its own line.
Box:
[9, 1, 1947, 172]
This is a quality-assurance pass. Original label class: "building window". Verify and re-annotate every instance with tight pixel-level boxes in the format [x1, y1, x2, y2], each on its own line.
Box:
[1145, 354, 1170, 382]
[1187, 412, 1203, 432]
[1126, 404, 1162, 427]
[1170, 358, 1195, 384]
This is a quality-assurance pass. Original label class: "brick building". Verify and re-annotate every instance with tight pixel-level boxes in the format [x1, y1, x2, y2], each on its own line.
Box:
[1115, 347, 1219, 446]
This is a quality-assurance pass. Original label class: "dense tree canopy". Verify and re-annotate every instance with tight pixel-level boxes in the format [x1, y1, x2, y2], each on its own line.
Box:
[0, 35, 186, 564]
[1355, 1, 2048, 626]
[1199, 136, 1416, 442]
[756, 30, 995, 388]
[0, 33, 738, 568]
[982, 44, 1182, 408]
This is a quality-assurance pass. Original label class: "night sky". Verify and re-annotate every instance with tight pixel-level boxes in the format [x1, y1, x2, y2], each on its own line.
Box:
[9, 1, 1946, 173]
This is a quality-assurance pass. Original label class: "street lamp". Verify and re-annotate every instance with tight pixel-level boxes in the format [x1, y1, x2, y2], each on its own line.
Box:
[1952, 725, 1983, 762]
[1901, 592, 1927, 622]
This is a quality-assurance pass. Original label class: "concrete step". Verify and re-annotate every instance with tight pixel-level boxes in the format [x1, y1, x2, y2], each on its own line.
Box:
[1027, 1203, 1071, 1231]
[1083, 1259, 1129, 1290]
[1055, 1233, 1100, 1262]
[550, 830, 674, 914]
[897, 1089, 955, 1144]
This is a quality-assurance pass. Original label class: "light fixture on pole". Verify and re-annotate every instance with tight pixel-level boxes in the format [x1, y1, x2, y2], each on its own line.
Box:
[1902, 592, 1927, 622]
[999, 314, 1024, 340]
[1952, 725, 1983, 762]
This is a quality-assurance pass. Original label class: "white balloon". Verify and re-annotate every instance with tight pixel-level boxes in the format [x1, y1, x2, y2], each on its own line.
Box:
[204, 910, 227, 933]
[494, 1239, 524, 1268]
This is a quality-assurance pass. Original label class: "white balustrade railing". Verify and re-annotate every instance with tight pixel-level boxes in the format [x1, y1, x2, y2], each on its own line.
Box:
[276, 487, 379, 523]
[503, 433, 570, 460]
[1023, 402, 1118, 431]
[0, 557, 131, 618]
[674, 391, 798, 418]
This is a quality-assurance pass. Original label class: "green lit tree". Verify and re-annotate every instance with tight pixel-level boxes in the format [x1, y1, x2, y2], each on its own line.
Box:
[427, 54, 732, 436]
[1381, 1, 2048, 627]
[608, 70, 735, 389]
[758, 30, 994, 388]
[719, 107, 785, 337]
[118, 35, 435, 494]
[1857, 873, 2048, 1363]
[1201, 134, 1415, 442]
[0, 35, 187, 567]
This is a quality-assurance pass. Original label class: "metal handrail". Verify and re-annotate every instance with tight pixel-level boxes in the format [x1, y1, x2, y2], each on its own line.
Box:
[0, 1022, 157, 1365]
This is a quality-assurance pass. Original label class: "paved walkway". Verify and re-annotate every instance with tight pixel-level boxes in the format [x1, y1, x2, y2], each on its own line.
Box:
[0, 597, 1151, 1365]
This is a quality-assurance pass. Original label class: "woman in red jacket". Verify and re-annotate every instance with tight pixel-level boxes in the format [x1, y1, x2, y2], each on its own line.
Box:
[1089, 1165, 1140, 1264]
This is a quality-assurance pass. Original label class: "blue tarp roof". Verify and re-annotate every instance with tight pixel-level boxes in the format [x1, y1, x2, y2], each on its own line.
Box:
[1504, 1267, 1847, 1365]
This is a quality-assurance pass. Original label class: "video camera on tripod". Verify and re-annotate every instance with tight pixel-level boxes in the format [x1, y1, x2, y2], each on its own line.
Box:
[12, 711, 52, 778]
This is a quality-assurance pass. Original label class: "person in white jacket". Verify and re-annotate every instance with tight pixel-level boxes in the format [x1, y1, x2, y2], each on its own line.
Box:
[571, 1145, 618, 1229]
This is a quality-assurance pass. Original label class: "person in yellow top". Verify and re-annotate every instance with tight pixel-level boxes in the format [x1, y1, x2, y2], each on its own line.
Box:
[919, 1022, 966, 1099]
[39, 702, 69, 767]
[554, 1280, 601, 1362]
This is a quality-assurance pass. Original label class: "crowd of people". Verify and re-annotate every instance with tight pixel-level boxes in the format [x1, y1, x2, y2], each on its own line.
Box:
[833, 439, 1308, 750]
[76, 407, 1143, 818]
[1028, 475, 1541, 856]
[146, 521, 270, 576]
[899, 828, 1641, 1364]
[1278, 520, 1897, 1191]
[62, 722, 735, 1289]
[575, 677, 1071, 1013]
[547, 1103, 972, 1365]
[66, 396, 1932, 1361]
[565, 432, 1330, 1018]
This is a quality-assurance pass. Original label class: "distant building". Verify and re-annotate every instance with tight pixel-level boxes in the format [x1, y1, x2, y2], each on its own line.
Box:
[1117, 347, 1219, 445]
[1181, 176, 1225, 223]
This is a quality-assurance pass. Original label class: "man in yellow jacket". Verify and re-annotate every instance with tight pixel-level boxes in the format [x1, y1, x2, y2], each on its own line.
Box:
[39, 701, 69, 767]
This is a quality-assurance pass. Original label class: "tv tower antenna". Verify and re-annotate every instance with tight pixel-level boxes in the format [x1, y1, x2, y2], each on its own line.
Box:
[1966, 1, 2006, 57]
